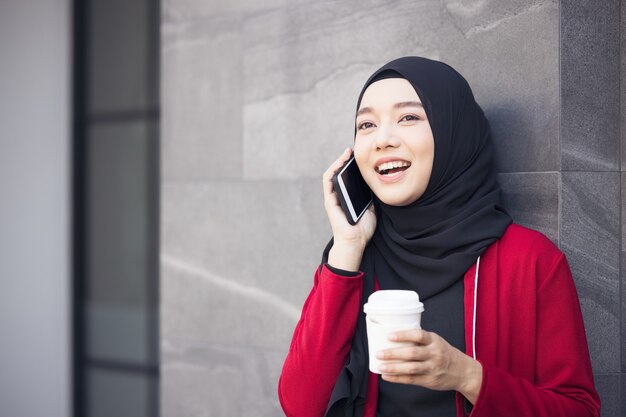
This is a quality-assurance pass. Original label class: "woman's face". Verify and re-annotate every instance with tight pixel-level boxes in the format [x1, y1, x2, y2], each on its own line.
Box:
[354, 78, 435, 206]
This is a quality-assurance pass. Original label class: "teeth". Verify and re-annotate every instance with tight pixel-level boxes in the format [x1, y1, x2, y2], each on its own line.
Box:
[377, 160, 411, 172]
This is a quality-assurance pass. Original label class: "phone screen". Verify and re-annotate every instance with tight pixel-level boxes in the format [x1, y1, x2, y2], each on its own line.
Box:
[333, 157, 373, 224]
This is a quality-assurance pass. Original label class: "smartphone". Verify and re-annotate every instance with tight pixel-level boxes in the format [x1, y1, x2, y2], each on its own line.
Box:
[332, 156, 373, 225]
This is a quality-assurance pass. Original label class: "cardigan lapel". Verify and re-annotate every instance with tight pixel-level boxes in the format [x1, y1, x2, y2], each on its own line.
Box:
[463, 239, 499, 364]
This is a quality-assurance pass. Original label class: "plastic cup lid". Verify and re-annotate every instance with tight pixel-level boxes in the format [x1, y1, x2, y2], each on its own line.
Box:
[363, 290, 424, 314]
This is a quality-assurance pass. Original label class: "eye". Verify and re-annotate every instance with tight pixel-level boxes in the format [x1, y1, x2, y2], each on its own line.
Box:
[357, 121, 375, 130]
[399, 114, 420, 123]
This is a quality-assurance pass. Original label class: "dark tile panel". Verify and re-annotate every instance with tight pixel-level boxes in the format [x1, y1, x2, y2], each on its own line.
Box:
[622, 254, 626, 375]
[593, 374, 621, 417]
[487, 97, 559, 174]
[622, 173, 626, 250]
[561, 0, 620, 171]
[622, 0, 626, 171]
[622, 374, 626, 417]
[497, 172, 558, 244]
[622, 173, 626, 373]
[561, 173, 620, 373]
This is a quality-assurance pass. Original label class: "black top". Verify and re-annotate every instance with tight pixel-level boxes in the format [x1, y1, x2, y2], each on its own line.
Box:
[377, 278, 464, 417]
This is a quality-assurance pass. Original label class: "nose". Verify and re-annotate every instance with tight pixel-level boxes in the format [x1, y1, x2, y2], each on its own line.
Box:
[373, 122, 401, 150]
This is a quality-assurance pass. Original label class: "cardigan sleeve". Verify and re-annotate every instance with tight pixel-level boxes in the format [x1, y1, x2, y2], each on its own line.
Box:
[469, 254, 601, 417]
[278, 264, 364, 417]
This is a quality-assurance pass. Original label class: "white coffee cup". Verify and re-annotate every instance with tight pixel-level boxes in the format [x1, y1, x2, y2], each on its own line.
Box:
[363, 290, 424, 374]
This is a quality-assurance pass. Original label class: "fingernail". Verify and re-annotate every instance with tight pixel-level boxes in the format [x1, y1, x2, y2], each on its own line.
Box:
[375, 350, 384, 359]
[378, 364, 388, 372]
[388, 332, 398, 341]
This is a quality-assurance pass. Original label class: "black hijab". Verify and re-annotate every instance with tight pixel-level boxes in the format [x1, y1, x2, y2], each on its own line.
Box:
[322, 56, 512, 416]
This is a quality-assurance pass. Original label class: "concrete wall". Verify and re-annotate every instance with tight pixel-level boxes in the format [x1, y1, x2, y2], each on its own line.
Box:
[0, 1, 71, 416]
[161, 0, 623, 415]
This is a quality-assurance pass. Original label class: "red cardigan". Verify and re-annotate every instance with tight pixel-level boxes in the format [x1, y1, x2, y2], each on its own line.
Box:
[278, 224, 601, 417]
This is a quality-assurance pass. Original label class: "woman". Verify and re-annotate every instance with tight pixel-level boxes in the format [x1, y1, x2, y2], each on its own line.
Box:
[278, 57, 600, 417]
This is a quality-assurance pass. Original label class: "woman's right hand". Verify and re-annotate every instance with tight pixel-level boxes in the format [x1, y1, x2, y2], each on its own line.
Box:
[323, 147, 377, 272]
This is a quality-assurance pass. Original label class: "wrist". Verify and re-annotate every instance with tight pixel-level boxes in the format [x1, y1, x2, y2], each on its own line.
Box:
[458, 358, 482, 405]
[328, 241, 365, 272]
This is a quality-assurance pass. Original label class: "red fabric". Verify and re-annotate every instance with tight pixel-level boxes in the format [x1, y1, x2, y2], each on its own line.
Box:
[278, 224, 600, 417]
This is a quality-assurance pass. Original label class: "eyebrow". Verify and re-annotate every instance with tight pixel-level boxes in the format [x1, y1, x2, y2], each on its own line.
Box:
[356, 101, 423, 118]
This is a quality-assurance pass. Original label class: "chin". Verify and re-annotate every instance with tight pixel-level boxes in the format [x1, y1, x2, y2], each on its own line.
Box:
[376, 193, 415, 207]
[374, 185, 427, 206]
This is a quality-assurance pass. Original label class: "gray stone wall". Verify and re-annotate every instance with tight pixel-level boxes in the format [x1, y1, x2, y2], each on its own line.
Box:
[161, 0, 623, 415]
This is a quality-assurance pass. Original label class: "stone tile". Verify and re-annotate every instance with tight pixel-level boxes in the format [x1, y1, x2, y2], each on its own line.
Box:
[561, 0, 620, 171]
[623, 173, 626, 250]
[622, 253, 626, 374]
[242, 0, 559, 178]
[593, 374, 621, 417]
[620, 172, 626, 374]
[621, 173, 626, 374]
[497, 172, 559, 245]
[161, 256, 300, 352]
[162, 0, 308, 22]
[161, 343, 284, 417]
[162, 16, 243, 181]
[161, 179, 329, 299]
[161, 180, 331, 348]
[622, 374, 626, 417]
[622, 0, 626, 171]
[561, 173, 620, 373]
[242, 0, 555, 103]
[241, 1, 430, 104]
[88, 0, 151, 113]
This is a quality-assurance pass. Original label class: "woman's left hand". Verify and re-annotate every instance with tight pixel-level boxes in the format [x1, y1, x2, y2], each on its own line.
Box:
[376, 329, 483, 404]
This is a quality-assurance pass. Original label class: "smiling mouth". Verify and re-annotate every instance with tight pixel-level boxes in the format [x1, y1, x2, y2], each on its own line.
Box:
[376, 161, 411, 176]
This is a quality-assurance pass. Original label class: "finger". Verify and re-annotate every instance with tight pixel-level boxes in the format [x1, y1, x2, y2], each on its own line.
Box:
[377, 360, 427, 376]
[363, 202, 376, 218]
[376, 345, 428, 361]
[389, 328, 432, 345]
[322, 148, 352, 196]
[322, 153, 351, 211]
[380, 373, 422, 385]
